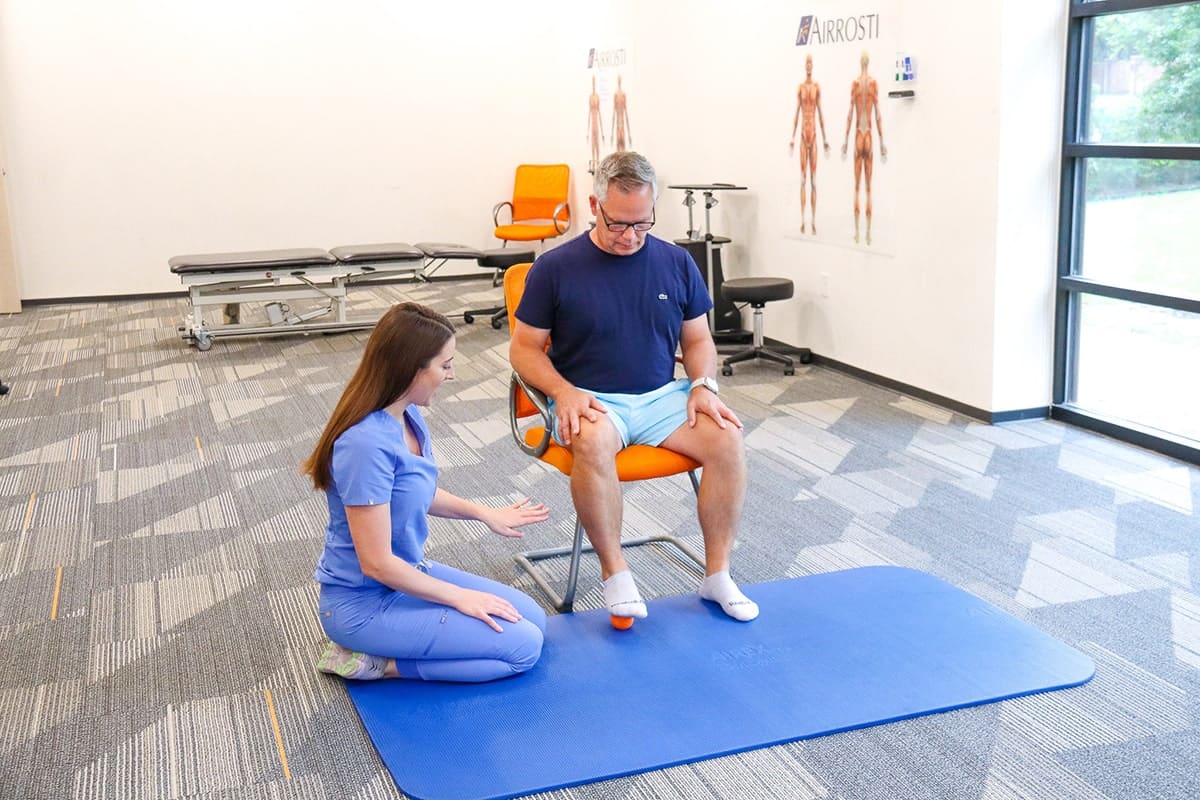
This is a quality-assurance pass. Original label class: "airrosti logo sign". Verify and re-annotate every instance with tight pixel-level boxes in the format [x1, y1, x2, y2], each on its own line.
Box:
[796, 13, 881, 46]
[587, 48, 627, 68]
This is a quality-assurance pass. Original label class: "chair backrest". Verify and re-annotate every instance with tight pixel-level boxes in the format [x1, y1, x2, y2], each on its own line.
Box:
[504, 261, 533, 331]
[510, 164, 570, 224]
[503, 261, 541, 420]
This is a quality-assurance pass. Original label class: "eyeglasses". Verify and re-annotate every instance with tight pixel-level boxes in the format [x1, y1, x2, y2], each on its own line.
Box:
[597, 203, 655, 233]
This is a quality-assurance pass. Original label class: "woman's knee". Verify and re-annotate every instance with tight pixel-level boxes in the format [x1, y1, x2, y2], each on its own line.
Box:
[504, 620, 545, 674]
[514, 593, 548, 633]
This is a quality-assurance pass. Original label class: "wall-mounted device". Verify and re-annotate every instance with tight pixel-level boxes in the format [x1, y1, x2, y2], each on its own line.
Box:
[888, 53, 916, 98]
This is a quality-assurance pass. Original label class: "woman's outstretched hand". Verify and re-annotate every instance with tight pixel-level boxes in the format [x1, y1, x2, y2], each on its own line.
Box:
[479, 497, 550, 538]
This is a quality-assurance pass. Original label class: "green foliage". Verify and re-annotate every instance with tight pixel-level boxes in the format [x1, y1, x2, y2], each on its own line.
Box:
[1089, 4, 1200, 198]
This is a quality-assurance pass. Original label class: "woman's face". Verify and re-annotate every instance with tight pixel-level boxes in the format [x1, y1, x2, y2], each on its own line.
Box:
[408, 336, 456, 406]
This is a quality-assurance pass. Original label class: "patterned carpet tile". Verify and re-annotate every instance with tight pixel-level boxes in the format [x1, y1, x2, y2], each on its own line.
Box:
[0, 283, 1198, 799]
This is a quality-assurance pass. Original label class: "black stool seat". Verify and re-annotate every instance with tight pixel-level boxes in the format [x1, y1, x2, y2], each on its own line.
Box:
[478, 248, 535, 269]
[721, 277, 794, 305]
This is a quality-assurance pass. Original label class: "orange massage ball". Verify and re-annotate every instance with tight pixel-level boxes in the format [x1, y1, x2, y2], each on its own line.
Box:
[610, 614, 635, 630]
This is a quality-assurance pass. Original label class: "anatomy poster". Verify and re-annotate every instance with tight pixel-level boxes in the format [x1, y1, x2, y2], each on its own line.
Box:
[585, 44, 634, 175]
[782, 5, 900, 253]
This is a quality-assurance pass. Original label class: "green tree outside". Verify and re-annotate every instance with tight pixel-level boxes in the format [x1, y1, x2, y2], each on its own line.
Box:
[1087, 3, 1200, 198]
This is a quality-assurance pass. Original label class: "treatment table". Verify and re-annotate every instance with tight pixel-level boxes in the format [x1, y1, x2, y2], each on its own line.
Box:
[169, 242, 534, 351]
[170, 244, 424, 351]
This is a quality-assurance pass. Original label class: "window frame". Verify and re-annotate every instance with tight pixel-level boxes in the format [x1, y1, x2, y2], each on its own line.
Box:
[1055, 0, 1200, 463]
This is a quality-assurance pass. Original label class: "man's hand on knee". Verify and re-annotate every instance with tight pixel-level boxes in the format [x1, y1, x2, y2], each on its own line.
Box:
[554, 388, 608, 446]
[687, 393, 743, 431]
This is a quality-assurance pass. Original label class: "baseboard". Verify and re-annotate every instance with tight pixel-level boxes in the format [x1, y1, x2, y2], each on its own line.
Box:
[788, 347, 1051, 425]
[990, 406, 1051, 423]
[22, 290, 185, 305]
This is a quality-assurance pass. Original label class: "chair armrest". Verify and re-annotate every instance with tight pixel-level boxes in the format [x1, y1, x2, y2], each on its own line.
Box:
[509, 372, 553, 457]
[552, 201, 571, 234]
[492, 201, 514, 228]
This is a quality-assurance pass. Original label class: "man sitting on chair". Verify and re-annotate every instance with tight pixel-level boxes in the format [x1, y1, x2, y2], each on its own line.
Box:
[509, 151, 757, 623]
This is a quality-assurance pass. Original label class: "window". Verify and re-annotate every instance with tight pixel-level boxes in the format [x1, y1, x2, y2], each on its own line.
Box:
[1057, 0, 1200, 462]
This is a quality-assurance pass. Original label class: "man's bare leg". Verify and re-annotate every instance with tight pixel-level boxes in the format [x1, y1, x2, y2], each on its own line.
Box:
[661, 420, 745, 575]
[660, 415, 757, 620]
[567, 417, 626, 575]
[567, 417, 648, 617]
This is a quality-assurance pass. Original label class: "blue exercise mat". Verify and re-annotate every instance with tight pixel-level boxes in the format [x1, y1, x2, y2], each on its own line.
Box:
[345, 566, 1094, 800]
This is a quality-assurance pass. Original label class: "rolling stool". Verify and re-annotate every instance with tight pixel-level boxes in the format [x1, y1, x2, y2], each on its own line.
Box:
[720, 277, 810, 376]
[462, 248, 536, 329]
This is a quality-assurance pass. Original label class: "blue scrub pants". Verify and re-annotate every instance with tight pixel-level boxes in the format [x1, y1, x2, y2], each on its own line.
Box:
[318, 562, 546, 682]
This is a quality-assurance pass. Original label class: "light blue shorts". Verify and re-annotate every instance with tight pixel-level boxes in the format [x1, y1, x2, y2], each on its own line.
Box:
[550, 378, 690, 448]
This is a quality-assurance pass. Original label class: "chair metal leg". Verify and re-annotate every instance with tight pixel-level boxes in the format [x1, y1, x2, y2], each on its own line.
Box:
[514, 469, 705, 613]
[513, 518, 586, 613]
[563, 517, 587, 610]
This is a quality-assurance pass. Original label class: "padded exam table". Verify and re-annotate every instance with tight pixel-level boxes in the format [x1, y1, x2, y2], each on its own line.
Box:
[169, 242, 526, 351]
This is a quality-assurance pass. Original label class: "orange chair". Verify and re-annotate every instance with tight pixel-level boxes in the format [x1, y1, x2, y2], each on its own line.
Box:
[492, 165, 572, 245]
[503, 262, 705, 612]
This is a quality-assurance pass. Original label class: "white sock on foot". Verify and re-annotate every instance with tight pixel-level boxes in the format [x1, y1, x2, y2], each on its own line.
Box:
[603, 570, 648, 618]
[700, 571, 759, 621]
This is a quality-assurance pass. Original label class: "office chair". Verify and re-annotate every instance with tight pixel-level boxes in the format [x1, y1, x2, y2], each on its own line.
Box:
[492, 164, 571, 245]
[461, 165, 572, 328]
[503, 262, 705, 612]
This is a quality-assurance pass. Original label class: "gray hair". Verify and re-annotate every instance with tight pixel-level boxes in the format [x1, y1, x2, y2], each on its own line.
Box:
[593, 151, 659, 202]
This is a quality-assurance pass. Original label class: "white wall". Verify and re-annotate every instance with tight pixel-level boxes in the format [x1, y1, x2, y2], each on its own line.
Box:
[992, 2, 1067, 412]
[628, 1, 1063, 413]
[0, 1, 593, 298]
[0, 0, 1066, 415]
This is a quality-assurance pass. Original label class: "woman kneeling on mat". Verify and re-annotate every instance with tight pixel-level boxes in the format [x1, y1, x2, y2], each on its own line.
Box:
[302, 302, 549, 682]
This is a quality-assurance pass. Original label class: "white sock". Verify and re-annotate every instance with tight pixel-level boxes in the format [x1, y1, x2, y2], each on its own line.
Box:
[603, 570, 648, 618]
[700, 571, 759, 622]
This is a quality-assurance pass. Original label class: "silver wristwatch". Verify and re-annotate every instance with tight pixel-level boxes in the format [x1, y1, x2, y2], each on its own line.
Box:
[689, 376, 720, 395]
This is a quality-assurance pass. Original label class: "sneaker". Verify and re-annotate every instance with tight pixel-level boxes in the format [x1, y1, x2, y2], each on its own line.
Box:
[315, 641, 388, 680]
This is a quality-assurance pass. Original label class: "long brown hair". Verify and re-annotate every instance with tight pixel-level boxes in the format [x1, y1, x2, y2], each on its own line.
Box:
[302, 302, 454, 491]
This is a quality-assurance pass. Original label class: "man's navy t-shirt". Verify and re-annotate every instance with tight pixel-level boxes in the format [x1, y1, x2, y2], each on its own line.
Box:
[515, 232, 712, 394]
